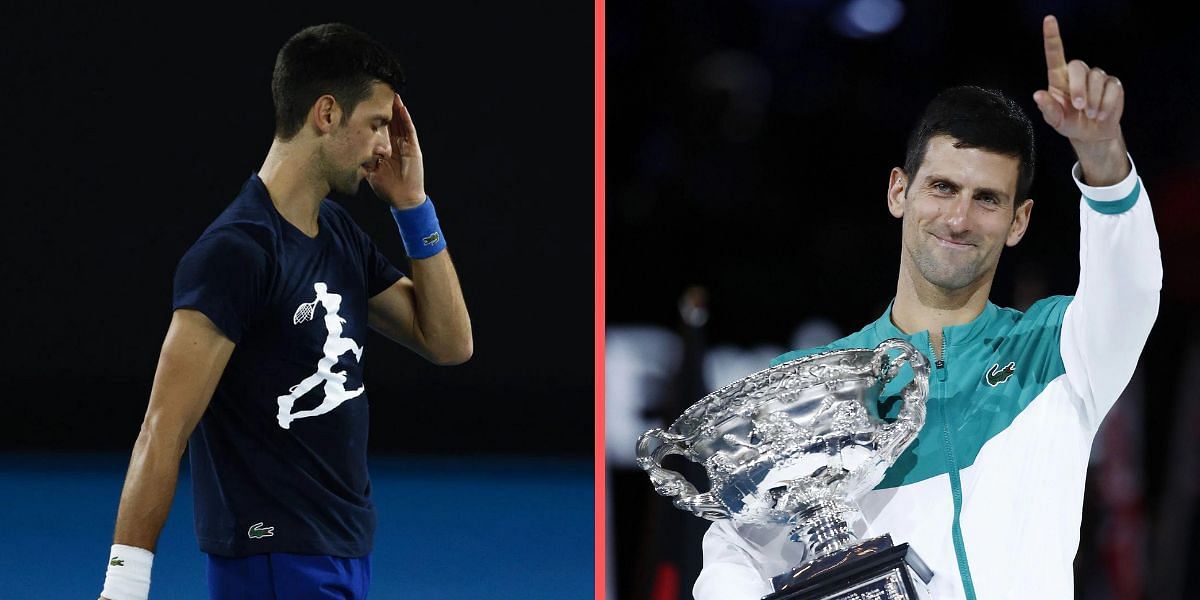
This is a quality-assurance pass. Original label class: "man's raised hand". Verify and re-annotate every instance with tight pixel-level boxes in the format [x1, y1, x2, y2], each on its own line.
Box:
[366, 93, 427, 210]
[1032, 15, 1124, 145]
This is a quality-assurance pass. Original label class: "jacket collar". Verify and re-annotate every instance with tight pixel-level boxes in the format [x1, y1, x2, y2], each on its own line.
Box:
[873, 297, 998, 347]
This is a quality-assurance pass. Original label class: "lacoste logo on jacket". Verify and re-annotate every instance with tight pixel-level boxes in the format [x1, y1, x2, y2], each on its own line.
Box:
[248, 522, 275, 539]
[986, 362, 1017, 387]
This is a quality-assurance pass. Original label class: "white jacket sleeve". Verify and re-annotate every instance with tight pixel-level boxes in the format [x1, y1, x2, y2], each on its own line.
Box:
[1060, 155, 1162, 430]
[693, 520, 801, 600]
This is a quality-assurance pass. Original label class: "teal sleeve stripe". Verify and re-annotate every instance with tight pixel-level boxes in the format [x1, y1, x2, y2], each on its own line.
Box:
[1085, 178, 1141, 214]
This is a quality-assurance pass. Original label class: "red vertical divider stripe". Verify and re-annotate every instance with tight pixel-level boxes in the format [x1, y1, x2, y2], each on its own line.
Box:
[594, 0, 607, 599]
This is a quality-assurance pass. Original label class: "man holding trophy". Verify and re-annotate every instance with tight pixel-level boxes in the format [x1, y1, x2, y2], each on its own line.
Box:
[638, 15, 1160, 599]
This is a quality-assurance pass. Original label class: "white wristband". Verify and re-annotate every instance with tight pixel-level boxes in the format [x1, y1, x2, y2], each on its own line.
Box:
[101, 544, 153, 600]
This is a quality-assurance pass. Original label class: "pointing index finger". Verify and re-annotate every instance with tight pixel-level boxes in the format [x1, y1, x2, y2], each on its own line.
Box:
[1043, 15, 1069, 91]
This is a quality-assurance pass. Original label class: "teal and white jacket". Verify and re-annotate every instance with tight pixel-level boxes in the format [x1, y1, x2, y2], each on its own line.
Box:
[694, 158, 1161, 600]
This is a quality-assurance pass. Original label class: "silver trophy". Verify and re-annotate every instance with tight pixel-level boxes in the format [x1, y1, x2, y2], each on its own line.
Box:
[636, 338, 933, 599]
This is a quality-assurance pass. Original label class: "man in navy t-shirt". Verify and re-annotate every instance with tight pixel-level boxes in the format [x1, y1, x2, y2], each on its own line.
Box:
[100, 23, 472, 600]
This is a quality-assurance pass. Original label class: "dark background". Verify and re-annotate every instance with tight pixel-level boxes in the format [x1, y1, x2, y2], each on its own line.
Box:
[608, 0, 1197, 340]
[4, 2, 593, 457]
[607, 1, 1199, 598]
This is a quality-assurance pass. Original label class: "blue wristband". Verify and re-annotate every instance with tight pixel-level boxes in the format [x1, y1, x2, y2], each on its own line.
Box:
[390, 197, 447, 259]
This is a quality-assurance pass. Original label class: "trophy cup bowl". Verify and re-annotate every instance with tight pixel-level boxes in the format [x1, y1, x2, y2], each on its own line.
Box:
[636, 338, 933, 599]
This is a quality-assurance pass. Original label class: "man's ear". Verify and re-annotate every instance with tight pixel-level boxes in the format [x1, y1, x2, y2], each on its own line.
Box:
[887, 167, 908, 219]
[310, 94, 342, 135]
[1006, 198, 1035, 247]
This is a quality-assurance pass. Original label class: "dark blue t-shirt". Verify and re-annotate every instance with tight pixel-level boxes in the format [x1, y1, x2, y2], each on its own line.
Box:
[173, 173, 405, 557]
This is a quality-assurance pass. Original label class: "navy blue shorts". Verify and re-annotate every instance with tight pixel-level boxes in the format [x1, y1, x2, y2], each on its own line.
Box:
[205, 552, 371, 599]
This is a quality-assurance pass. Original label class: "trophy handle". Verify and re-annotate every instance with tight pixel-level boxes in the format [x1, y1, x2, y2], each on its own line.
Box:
[636, 428, 732, 520]
[871, 338, 930, 449]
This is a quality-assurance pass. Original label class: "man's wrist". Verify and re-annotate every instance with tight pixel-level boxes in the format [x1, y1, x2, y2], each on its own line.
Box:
[390, 191, 428, 211]
[390, 196, 447, 259]
[1070, 135, 1129, 186]
[101, 544, 153, 600]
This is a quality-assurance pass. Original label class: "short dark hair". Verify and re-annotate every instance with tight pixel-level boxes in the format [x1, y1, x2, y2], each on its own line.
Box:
[271, 23, 406, 140]
[903, 86, 1036, 207]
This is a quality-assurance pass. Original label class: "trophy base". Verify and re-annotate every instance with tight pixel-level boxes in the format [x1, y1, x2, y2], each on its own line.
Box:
[764, 535, 932, 600]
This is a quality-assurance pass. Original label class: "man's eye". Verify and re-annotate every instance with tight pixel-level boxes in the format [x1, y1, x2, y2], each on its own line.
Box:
[981, 196, 998, 204]
[934, 182, 952, 193]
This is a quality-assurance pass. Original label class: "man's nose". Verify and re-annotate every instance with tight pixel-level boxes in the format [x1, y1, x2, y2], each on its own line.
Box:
[377, 131, 392, 159]
[943, 194, 972, 230]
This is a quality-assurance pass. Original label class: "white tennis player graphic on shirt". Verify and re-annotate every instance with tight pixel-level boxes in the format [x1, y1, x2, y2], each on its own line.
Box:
[277, 282, 365, 429]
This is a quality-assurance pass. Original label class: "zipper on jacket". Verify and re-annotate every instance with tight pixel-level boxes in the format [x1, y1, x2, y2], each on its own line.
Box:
[931, 330, 976, 599]
[935, 335, 947, 381]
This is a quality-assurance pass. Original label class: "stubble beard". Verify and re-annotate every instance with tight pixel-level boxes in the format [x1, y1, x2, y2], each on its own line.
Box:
[907, 230, 993, 292]
[331, 168, 362, 196]
[318, 152, 363, 196]
[319, 132, 367, 197]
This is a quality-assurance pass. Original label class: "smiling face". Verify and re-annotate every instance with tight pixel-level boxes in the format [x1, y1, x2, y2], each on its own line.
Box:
[319, 81, 396, 195]
[888, 135, 1034, 292]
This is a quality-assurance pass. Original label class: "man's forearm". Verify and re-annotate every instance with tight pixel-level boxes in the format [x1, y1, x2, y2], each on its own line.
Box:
[111, 428, 186, 551]
[410, 250, 472, 365]
[1071, 133, 1130, 187]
